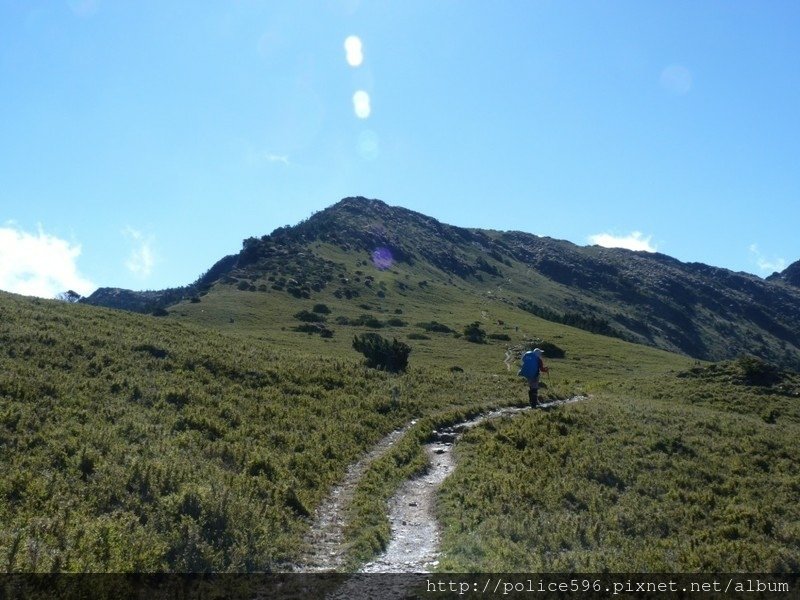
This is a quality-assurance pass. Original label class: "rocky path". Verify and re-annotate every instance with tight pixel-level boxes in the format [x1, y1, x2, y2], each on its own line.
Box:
[317, 397, 588, 600]
[360, 397, 587, 573]
[298, 422, 415, 572]
[297, 396, 587, 577]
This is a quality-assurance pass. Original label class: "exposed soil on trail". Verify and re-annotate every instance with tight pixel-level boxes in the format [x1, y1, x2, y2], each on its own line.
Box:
[297, 423, 415, 572]
[359, 442, 453, 573]
[360, 397, 587, 573]
[295, 396, 587, 580]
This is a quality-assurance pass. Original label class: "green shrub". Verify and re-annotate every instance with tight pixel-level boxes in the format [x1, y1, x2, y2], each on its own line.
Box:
[352, 333, 411, 372]
[386, 318, 407, 327]
[523, 338, 566, 359]
[463, 322, 486, 344]
[352, 314, 384, 328]
[294, 323, 334, 337]
[312, 303, 331, 314]
[488, 333, 511, 341]
[417, 321, 454, 333]
[735, 355, 781, 386]
[407, 333, 430, 340]
[517, 299, 628, 341]
[294, 310, 325, 323]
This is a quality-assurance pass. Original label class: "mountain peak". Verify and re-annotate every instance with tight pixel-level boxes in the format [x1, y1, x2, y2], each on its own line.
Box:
[83, 197, 800, 370]
[767, 259, 800, 288]
[334, 195, 388, 208]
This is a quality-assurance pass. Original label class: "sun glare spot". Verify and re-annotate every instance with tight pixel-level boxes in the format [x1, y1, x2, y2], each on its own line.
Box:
[353, 90, 371, 119]
[372, 247, 393, 270]
[344, 35, 364, 67]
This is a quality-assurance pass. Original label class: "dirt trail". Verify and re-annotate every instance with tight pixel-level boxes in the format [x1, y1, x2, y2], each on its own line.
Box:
[298, 423, 415, 572]
[297, 395, 587, 578]
[319, 397, 588, 599]
[359, 397, 587, 573]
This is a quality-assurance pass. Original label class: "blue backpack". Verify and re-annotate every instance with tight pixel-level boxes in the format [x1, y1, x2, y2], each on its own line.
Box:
[518, 351, 540, 378]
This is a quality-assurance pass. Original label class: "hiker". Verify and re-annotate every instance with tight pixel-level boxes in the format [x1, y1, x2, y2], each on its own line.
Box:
[519, 348, 549, 407]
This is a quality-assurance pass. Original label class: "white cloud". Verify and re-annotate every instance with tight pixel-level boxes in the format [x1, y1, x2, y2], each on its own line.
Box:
[264, 153, 290, 165]
[0, 224, 96, 298]
[243, 148, 293, 167]
[353, 90, 371, 119]
[749, 243, 786, 274]
[588, 231, 657, 252]
[123, 227, 156, 278]
[344, 35, 364, 67]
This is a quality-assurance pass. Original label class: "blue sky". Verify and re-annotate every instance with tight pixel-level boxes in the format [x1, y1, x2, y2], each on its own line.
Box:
[1, 1, 798, 297]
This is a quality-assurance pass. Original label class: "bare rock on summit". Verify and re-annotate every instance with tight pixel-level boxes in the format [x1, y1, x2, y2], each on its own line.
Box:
[768, 259, 800, 288]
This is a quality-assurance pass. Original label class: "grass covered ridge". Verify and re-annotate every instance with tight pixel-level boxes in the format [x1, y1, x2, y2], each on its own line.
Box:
[0, 288, 586, 572]
[0, 293, 441, 571]
[3, 270, 799, 573]
[436, 379, 800, 572]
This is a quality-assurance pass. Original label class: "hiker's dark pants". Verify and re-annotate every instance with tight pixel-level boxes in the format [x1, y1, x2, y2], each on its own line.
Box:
[527, 377, 539, 407]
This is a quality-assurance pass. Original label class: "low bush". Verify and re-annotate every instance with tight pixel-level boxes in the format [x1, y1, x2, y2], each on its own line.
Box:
[294, 310, 325, 323]
[463, 322, 486, 344]
[352, 333, 411, 373]
[735, 355, 781, 386]
[523, 339, 566, 359]
[417, 321, 454, 333]
[488, 333, 511, 341]
[352, 314, 384, 328]
[294, 323, 334, 338]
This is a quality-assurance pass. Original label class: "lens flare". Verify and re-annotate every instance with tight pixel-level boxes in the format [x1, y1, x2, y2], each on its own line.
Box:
[372, 247, 393, 270]
[353, 90, 371, 119]
[344, 35, 364, 67]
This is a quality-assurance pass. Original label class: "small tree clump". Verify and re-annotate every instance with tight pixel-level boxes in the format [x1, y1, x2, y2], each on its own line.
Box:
[463, 321, 486, 344]
[735, 355, 781, 386]
[294, 310, 325, 323]
[294, 323, 334, 337]
[523, 339, 566, 358]
[56, 290, 82, 303]
[488, 333, 511, 341]
[352, 333, 411, 373]
[416, 321, 454, 333]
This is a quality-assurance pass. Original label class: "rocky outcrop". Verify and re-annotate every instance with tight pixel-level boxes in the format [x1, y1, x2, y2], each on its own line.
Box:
[768, 260, 800, 288]
[80, 196, 800, 369]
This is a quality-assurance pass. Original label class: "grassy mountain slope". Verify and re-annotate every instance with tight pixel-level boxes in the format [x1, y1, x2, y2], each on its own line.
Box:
[6, 265, 800, 573]
[7, 284, 660, 571]
[6, 197, 800, 573]
[0, 291, 504, 571]
[86, 197, 800, 370]
[437, 362, 800, 572]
